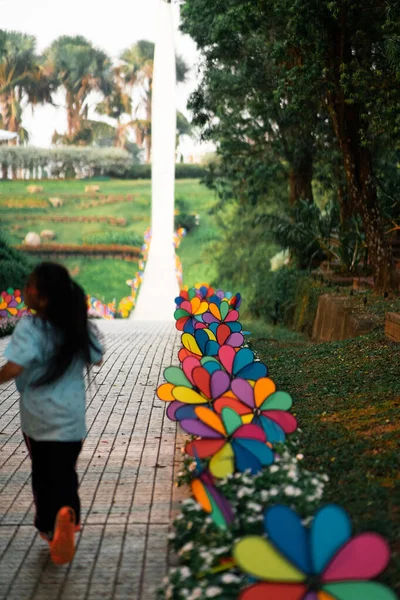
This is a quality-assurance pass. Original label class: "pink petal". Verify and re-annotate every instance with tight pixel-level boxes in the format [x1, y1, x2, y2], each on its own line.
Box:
[182, 356, 201, 385]
[264, 411, 298, 434]
[232, 423, 266, 442]
[322, 533, 391, 582]
[225, 309, 239, 322]
[218, 345, 235, 374]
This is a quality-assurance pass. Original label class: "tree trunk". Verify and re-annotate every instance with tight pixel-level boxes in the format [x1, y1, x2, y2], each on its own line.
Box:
[326, 17, 397, 293]
[2, 165, 7, 180]
[288, 156, 314, 206]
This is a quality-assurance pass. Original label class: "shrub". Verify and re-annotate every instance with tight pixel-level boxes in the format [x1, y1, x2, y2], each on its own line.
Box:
[0, 233, 33, 290]
[123, 163, 207, 180]
[174, 198, 197, 232]
[83, 231, 144, 246]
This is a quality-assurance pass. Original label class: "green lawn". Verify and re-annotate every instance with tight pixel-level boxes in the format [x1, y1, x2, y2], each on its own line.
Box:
[245, 323, 400, 590]
[1, 178, 218, 301]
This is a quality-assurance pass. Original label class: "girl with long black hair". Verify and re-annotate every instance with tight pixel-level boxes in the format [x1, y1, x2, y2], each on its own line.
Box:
[0, 262, 104, 565]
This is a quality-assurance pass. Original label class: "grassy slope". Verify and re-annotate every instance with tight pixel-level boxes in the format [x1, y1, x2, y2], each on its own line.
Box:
[245, 323, 400, 589]
[1, 178, 214, 302]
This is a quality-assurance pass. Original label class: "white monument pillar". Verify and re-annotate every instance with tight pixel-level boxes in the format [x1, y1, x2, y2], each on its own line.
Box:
[132, 0, 179, 321]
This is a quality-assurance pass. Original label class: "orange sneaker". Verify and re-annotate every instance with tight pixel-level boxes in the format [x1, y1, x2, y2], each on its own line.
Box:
[50, 507, 76, 565]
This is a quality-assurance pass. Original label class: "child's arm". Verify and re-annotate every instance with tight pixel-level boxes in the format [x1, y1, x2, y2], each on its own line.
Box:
[0, 361, 24, 385]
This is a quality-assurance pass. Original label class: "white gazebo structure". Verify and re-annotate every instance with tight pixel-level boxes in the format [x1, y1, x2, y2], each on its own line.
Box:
[132, 0, 179, 321]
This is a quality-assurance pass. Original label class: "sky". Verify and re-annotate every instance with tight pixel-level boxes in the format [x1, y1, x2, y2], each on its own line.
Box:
[1, 0, 213, 157]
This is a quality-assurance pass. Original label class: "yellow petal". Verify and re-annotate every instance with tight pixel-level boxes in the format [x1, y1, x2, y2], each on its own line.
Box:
[182, 333, 201, 355]
[172, 387, 207, 404]
[234, 537, 306, 582]
[209, 442, 234, 478]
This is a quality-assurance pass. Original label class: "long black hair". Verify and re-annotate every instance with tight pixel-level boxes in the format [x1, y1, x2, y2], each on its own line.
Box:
[31, 262, 100, 387]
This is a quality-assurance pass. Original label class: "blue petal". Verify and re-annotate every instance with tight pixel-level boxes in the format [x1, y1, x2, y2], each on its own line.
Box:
[175, 405, 197, 420]
[236, 438, 274, 466]
[232, 348, 254, 374]
[236, 362, 268, 380]
[232, 440, 263, 475]
[175, 297, 184, 306]
[311, 505, 352, 574]
[205, 340, 220, 356]
[208, 322, 219, 335]
[264, 505, 312, 574]
[228, 322, 242, 333]
[202, 362, 222, 375]
[183, 319, 195, 334]
[256, 415, 286, 443]
[195, 330, 210, 353]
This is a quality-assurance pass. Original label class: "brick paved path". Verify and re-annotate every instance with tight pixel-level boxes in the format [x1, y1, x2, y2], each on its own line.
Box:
[0, 321, 183, 600]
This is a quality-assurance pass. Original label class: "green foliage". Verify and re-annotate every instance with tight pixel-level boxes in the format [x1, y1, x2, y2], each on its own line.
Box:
[121, 163, 207, 180]
[174, 198, 197, 232]
[82, 231, 143, 246]
[0, 232, 32, 290]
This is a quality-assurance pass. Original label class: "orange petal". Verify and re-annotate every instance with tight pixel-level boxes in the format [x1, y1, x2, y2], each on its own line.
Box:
[254, 378, 276, 408]
[195, 406, 226, 435]
[192, 479, 212, 513]
[157, 383, 175, 401]
[209, 303, 222, 320]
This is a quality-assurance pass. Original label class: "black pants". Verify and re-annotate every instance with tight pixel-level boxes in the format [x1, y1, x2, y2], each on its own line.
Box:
[24, 434, 83, 534]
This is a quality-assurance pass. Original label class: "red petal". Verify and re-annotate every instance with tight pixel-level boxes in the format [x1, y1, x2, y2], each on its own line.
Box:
[240, 583, 307, 600]
[185, 439, 225, 458]
[176, 317, 189, 331]
[192, 367, 211, 399]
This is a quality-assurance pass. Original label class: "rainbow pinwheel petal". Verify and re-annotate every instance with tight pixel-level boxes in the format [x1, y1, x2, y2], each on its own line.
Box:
[235, 505, 394, 600]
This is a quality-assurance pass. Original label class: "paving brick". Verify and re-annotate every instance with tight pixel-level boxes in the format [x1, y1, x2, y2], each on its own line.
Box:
[0, 321, 182, 600]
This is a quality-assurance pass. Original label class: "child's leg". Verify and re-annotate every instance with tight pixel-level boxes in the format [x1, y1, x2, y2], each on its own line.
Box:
[24, 434, 83, 535]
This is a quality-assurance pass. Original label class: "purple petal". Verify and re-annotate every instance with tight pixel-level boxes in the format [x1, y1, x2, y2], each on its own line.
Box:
[231, 378, 255, 408]
[304, 594, 318, 600]
[226, 333, 244, 347]
[208, 484, 234, 524]
[180, 419, 222, 438]
[210, 371, 231, 399]
[167, 401, 185, 421]
[203, 312, 219, 324]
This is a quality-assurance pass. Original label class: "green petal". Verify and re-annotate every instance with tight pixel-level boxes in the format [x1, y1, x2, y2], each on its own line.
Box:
[164, 366, 192, 387]
[261, 391, 292, 411]
[221, 407, 243, 435]
[220, 300, 230, 320]
[323, 582, 398, 600]
[174, 308, 189, 320]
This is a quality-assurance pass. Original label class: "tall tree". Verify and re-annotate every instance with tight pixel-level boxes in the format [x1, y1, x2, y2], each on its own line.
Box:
[0, 30, 52, 169]
[181, 0, 400, 292]
[45, 36, 113, 145]
[119, 40, 189, 162]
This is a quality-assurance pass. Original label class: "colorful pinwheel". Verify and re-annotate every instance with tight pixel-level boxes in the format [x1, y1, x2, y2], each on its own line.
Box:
[183, 406, 274, 479]
[178, 325, 244, 362]
[218, 346, 268, 381]
[234, 504, 396, 600]
[202, 299, 240, 331]
[157, 357, 231, 421]
[190, 454, 234, 529]
[214, 378, 297, 443]
[174, 297, 209, 333]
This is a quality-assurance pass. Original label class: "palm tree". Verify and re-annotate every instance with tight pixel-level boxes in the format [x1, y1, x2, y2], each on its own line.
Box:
[119, 40, 189, 162]
[44, 36, 113, 145]
[0, 30, 53, 177]
[95, 67, 136, 150]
